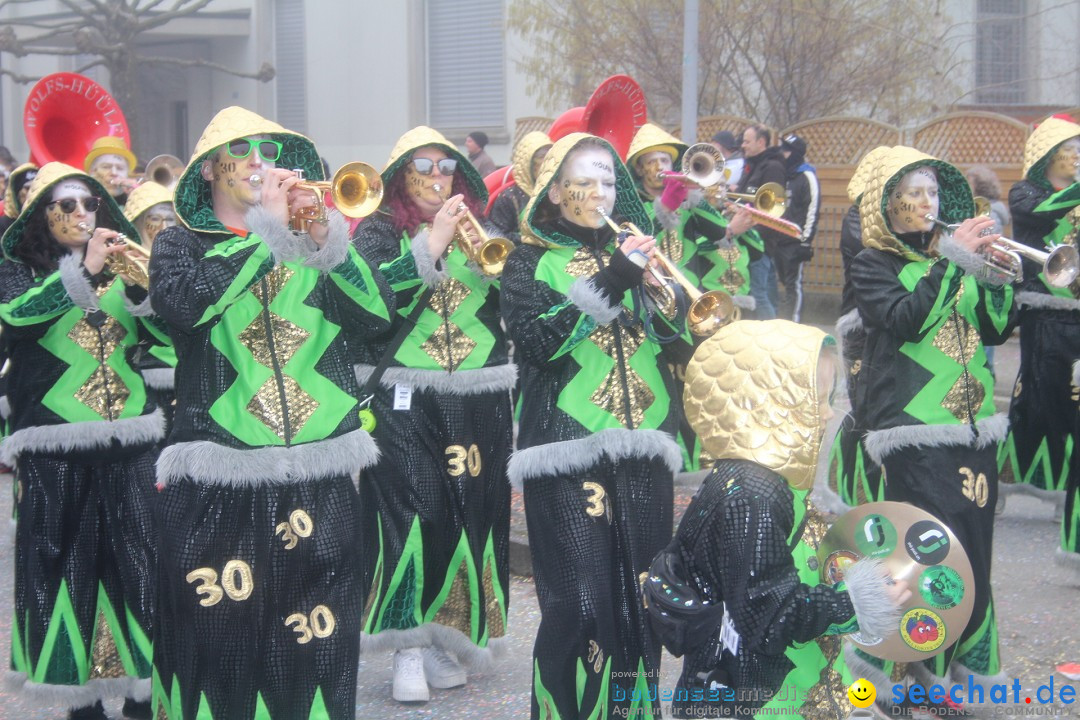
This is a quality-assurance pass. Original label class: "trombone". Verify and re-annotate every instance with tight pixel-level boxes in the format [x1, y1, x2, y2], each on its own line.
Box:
[925, 214, 1080, 288]
[595, 206, 736, 336]
[432, 183, 514, 276]
[289, 162, 383, 231]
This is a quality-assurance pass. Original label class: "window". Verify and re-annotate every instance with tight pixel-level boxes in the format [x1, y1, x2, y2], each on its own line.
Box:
[427, 0, 506, 136]
[975, 0, 1028, 105]
[275, 0, 307, 133]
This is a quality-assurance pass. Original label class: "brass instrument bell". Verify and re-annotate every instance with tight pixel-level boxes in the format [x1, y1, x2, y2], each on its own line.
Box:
[290, 162, 383, 231]
[432, 183, 514, 276]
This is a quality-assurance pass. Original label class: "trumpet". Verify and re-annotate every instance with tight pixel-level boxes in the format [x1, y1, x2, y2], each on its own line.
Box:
[79, 222, 151, 289]
[925, 214, 1080, 288]
[290, 162, 383, 232]
[432, 183, 514, 276]
[595, 207, 736, 336]
[657, 143, 726, 188]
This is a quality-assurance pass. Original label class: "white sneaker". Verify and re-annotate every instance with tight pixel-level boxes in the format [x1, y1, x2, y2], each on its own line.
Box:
[393, 648, 429, 702]
[422, 646, 467, 689]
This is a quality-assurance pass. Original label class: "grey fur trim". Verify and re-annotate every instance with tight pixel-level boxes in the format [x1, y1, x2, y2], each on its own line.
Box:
[302, 210, 351, 272]
[0, 410, 165, 465]
[4, 671, 147, 709]
[907, 659, 951, 689]
[1055, 545, 1080, 571]
[1016, 290, 1080, 312]
[732, 293, 756, 311]
[155, 429, 379, 487]
[842, 645, 901, 701]
[998, 480, 1065, 502]
[245, 204, 301, 264]
[567, 276, 623, 325]
[653, 201, 682, 232]
[1073, 360, 1080, 389]
[687, 188, 705, 208]
[843, 559, 904, 640]
[58, 253, 100, 311]
[937, 231, 988, 277]
[811, 482, 852, 517]
[354, 363, 517, 396]
[141, 367, 175, 390]
[508, 429, 682, 488]
[411, 228, 448, 286]
[360, 626, 509, 675]
[123, 294, 154, 317]
[863, 413, 1009, 465]
[835, 308, 864, 340]
[0, 395, 9, 419]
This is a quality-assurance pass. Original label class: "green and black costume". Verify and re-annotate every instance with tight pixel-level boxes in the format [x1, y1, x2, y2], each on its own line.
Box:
[0, 163, 162, 709]
[147, 106, 394, 720]
[351, 126, 514, 671]
[849, 147, 1015, 691]
[501, 133, 685, 719]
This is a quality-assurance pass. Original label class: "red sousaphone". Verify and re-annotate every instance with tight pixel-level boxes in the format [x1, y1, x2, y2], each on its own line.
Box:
[581, 74, 648, 161]
[23, 72, 131, 167]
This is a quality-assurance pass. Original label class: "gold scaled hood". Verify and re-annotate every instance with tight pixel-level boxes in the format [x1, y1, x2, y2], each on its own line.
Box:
[858, 145, 973, 261]
[3, 162, 38, 219]
[511, 131, 552, 196]
[1023, 116, 1080, 184]
[626, 123, 685, 168]
[684, 320, 835, 491]
[123, 181, 174, 224]
[846, 146, 892, 204]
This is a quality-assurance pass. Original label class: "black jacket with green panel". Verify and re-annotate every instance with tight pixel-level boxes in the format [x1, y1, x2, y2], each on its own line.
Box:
[850, 147, 1017, 466]
[0, 162, 165, 464]
[1008, 117, 1080, 311]
[148, 106, 394, 486]
[500, 133, 686, 485]
[350, 125, 515, 396]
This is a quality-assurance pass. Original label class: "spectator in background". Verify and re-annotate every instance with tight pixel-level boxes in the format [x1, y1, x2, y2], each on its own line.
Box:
[738, 124, 786, 319]
[0, 145, 16, 173]
[465, 131, 497, 177]
[710, 130, 744, 190]
[774, 133, 821, 322]
[966, 164, 1011, 234]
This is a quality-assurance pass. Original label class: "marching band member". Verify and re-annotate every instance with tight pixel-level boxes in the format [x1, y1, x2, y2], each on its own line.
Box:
[848, 147, 1014, 697]
[0, 163, 39, 237]
[147, 107, 394, 720]
[0, 163, 162, 720]
[84, 137, 137, 208]
[488, 130, 551, 245]
[1000, 115, 1080, 568]
[501, 133, 684, 719]
[351, 126, 514, 703]
[667, 321, 908, 720]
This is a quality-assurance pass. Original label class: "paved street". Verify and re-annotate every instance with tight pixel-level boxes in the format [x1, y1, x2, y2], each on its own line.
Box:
[0, 331, 1077, 719]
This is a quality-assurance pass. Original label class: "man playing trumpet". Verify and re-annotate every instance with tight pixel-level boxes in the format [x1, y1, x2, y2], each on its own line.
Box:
[84, 136, 138, 208]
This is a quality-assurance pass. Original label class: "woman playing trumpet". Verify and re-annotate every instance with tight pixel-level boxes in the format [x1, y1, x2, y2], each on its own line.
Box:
[500, 133, 686, 720]
[350, 126, 514, 704]
[0, 162, 163, 720]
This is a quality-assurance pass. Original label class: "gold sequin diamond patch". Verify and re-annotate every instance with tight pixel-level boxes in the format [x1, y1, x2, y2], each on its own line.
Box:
[931, 312, 985, 422]
[69, 314, 130, 421]
[421, 278, 477, 370]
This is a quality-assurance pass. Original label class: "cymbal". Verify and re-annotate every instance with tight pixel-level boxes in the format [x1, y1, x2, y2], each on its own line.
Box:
[817, 501, 975, 662]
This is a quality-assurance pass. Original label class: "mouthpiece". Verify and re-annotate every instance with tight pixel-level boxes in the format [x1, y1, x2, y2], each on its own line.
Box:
[77, 222, 91, 232]
[249, 175, 263, 187]
[432, 183, 443, 193]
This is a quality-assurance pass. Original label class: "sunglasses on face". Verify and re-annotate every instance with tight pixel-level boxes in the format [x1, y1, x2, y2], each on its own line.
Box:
[226, 138, 284, 163]
[47, 196, 102, 214]
[410, 157, 458, 176]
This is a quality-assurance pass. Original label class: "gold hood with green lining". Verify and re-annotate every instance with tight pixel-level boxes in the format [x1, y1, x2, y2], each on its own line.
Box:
[511, 131, 552, 196]
[1023, 116, 1080, 185]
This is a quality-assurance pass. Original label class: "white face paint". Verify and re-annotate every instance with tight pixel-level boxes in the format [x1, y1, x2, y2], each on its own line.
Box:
[135, 202, 176, 249]
[90, 153, 131, 198]
[888, 166, 939, 234]
[547, 146, 617, 229]
[45, 180, 96, 250]
[202, 133, 276, 217]
[1048, 137, 1080, 188]
[634, 150, 674, 196]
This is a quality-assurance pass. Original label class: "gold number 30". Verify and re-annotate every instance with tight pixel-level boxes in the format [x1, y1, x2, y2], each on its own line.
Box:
[446, 444, 482, 477]
[275, 509, 314, 550]
[185, 559, 254, 607]
[285, 605, 337, 644]
[959, 467, 989, 507]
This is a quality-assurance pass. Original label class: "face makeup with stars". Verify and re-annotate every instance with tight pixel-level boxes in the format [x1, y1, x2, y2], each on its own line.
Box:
[135, 202, 176, 249]
[403, 146, 455, 219]
[634, 150, 674, 196]
[1048, 137, 1080, 189]
[888, 166, 939, 234]
[90, 154, 131, 198]
[202, 134, 275, 215]
[46, 180, 96, 250]
[547, 146, 617, 229]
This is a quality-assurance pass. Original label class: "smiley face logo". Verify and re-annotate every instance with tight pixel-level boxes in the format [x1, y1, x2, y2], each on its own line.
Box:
[848, 678, 876, 708]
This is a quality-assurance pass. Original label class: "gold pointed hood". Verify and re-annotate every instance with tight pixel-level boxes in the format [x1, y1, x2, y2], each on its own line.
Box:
[847, 146, 892, 204]
[3, 163, 38, 219]
[173, 106, 322, 235]
[511, 131, 553, 196]
[1023, 116, 1080, 186]
[684, 320, 835, 491]
[123, 181, 174, 224]
[626, 123, 685, 167]
[2, 161, 138, 257]
[858, 145, 973, 261]
[520, 132, 649, 249]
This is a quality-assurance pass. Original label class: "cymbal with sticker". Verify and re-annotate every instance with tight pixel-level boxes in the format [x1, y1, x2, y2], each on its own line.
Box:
[817, 501, 975, 661]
